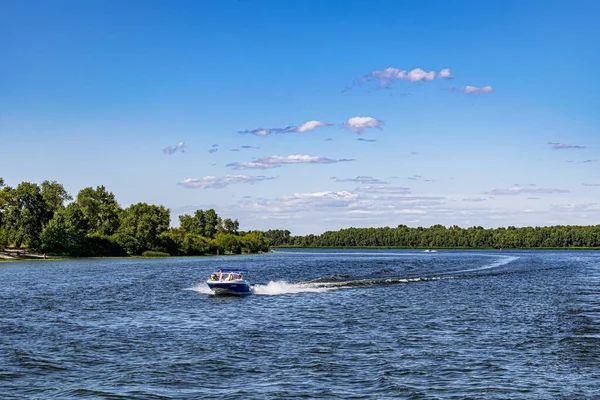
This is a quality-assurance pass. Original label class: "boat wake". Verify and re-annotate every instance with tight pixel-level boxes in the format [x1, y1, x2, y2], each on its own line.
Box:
[185, 284, 214, 295]
[252, 281, 334, 295]
[444, 255, 519, 274]
[186, 255, 519, 296]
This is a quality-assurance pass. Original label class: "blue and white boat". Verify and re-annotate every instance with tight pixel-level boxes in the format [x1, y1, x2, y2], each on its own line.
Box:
[206, 268, 251, 295]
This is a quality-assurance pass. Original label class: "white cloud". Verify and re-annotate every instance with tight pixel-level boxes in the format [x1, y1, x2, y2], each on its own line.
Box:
[357, 186, 411, 194]
[370, 67, 443, 83]
[227, 155, 354, 170]
[583, 183, 600, 187]
[462, 85, 494, 94]
[295, 120, 332, 133]
[163, 141, 186, 155]
[463, 197, 487, 202]
[550, 203, 598, 212]
[239, 121, 331, 136]
[488, 187, 570, 195]
[178, 175, 276, 189]
[331, 176, 389, 185]
[342, 117, 383, 133]
[547, 142, 586, 150]
[439, 68, 452, 79]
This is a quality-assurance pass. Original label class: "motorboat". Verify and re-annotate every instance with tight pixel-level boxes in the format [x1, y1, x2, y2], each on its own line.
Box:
[206, 268, 251, 295]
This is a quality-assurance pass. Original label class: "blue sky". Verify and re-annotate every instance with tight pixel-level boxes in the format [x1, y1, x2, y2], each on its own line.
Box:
[1, 0, 599, 234]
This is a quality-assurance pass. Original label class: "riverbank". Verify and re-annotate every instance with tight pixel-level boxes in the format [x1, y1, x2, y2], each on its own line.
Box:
[0, 249, 272, 263]
[0, 249, 55, 261]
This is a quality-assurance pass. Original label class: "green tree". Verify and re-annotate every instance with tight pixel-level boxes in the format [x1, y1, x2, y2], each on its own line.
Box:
[204, 209, 218, 238]
[118, 203, 170, 253]
[224, 218, 238, 234]
[2, 182, 49, 249]
[76, 186, 121, 235]
[240, 231, 269, 253]
[41, 180, 72, 217]
[179, 209, 206, 235]
[40, 203, 88, 255]
[213, 232, 241, 254]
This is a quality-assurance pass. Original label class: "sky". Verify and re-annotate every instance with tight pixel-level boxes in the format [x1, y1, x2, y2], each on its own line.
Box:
[1, 0, 599, 235]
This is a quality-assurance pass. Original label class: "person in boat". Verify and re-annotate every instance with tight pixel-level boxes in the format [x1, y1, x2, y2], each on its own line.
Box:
[237, 273, 242, 280]
[218, 270, 223, 280]
[228, 273, 235, 281]
[210, 273, 217, 281]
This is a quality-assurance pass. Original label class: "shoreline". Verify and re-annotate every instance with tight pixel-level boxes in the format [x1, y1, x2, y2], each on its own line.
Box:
[271, 246, 600, 251]
[0, 251, 271, 263]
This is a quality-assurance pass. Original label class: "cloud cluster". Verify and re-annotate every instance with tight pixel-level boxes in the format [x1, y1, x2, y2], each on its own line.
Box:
[227, 155, 355, 170]
[240, 117, 382, 136]
[547, 142, 586, 150]
[178, 175, 276, 189]
[366, 67, 452, 87]
[357, 138, 377, 142]
[234, 189, 447, 218]
[163, 141, 186, 155]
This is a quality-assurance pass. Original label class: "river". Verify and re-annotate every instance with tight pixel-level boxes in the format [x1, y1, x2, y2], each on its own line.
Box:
[1, 249, 599, 398]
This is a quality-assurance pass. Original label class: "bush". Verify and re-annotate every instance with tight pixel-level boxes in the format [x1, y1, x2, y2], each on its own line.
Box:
[141, 250, 170, 257]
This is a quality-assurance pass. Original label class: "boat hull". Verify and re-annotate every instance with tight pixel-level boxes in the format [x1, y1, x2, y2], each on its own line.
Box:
[206, 281, 252, 295]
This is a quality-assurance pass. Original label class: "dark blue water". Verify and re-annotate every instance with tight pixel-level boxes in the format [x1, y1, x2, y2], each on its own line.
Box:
[1, 250, 599, 399]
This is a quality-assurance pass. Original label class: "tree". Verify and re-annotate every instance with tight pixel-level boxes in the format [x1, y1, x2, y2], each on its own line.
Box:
[263, 229, 291, 246]
[213, 232, 241, 254]
[224, 218, 238, 234]
[179, 209, 206, 235]
[40, 203, 88, 255]
[216, 217, 225, 234]
[204, 209, 218, 238]
[240, 231, 269, 253]
[41, 180, 72, 217]
[118, 203, 170, 253]
[76, 186, 121, 236]
[2, 182, 49, 249]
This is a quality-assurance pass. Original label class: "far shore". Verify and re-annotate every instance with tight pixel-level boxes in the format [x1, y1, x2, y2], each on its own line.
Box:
[3, 246, 600, 264]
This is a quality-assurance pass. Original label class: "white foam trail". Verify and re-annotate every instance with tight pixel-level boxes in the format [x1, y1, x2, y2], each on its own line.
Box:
[448, 255, 519, 274]
[184, 283, 213, 295]
[251, 281, 334, 296]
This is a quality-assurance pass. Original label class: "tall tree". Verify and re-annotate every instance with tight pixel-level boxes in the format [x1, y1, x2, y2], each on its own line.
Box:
[76, 185, 121, 235]
[178, 209, 207, 235]
[204, 209, 218, 238]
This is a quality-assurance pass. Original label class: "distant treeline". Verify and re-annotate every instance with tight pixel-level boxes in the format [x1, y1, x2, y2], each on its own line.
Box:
[263, 224, 600, 249]
[0, 177, 268, 257]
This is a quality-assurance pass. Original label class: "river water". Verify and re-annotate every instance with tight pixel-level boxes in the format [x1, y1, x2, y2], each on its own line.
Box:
[1, 249, 599, 399]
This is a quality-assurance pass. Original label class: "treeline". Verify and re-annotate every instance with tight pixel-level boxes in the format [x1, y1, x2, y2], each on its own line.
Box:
[0, 177, 268, 256]
[263, 224, 600, 249]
